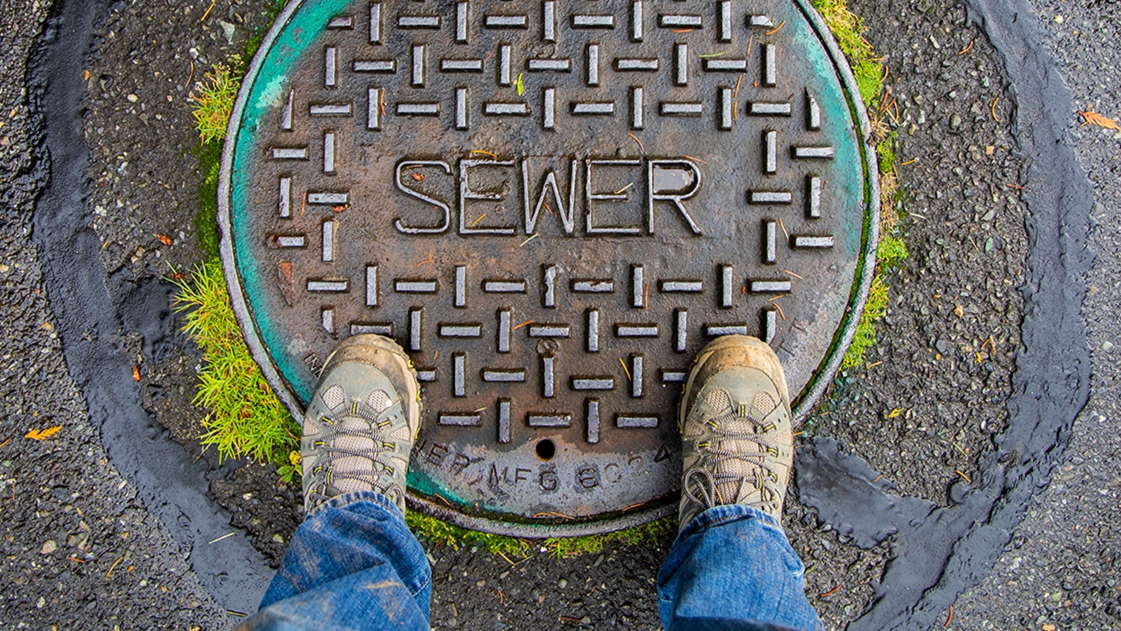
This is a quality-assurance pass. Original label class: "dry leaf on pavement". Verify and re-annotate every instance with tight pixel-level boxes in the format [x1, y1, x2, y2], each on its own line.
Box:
[25, 426, 63, 440]
[1079, 109, 1121, 131]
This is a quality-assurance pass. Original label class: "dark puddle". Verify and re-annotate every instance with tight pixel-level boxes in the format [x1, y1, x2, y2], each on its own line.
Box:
[27, 0, 271, 614]
[794, 0, 1094, 627]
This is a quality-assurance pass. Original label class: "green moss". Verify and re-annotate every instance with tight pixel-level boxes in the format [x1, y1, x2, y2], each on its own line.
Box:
[839, 234, 909, 369]
[811, 0, 883, 108]
[245, 1, 285, 60]
[405, 512, 675, 559]
[544, 518, 675, 558]
[809, 0, 915, 373]
[172, 260, 299, 464]
[194, 140, 222, 261]
[841, 275, 889, 369]
[406, 512, 530, 557]
[876, 132, 899, 173]
[876, 234, 908, 270]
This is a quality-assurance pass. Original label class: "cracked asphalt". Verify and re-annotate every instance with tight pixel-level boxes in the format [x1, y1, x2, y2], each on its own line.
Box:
[1, 0, 1118, 629]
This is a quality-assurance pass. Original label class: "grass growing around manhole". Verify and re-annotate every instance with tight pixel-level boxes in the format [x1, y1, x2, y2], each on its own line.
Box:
[405, 512, 676, 559]
[178, 1, 301, 483]
[810, 0, 911, 370]
[176, 0, 908, 552]
[172, 260, 300, 466]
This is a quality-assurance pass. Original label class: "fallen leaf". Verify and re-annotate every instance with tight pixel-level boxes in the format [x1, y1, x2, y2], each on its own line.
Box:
[277, 261, 294, 307]
[132, 366, 141, 381]
[410, 172, 425, 181]
[887, 408, 903, 419]
[1079, 110, 1120, 131]
[157, 234, 173, 246]
[25, 426, 63, 441]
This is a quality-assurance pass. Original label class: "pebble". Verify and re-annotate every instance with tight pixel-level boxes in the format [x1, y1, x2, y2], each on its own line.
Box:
[271, 533, 284, 544]
[557, 578, 568, 589]
[950, 113, 963, 129]
[476, 579, 486, 587]
[40, 540, 57, 554]
[218, 20, 236, 45]
[1102, 341, 1113, 351]
[126, 94, 138, 103]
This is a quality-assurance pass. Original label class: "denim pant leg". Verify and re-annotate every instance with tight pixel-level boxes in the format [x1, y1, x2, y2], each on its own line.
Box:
[237, 491, 431, 631]
[658, 505, 823, 631]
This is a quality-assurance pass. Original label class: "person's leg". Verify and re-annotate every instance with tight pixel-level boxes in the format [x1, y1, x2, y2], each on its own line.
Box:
[237, 335, 429, 631]
[658, 505, 821, 631]
[658, 335, 823, 631]
[240, 492, 430, 631]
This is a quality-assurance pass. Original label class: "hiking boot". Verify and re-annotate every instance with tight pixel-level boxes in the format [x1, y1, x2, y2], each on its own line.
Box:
[677, 335, 794, 532]
[301, 334, 421, 516]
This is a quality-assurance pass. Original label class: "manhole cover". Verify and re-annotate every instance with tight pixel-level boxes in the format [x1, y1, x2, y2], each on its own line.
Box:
[220, 0, 878, 536]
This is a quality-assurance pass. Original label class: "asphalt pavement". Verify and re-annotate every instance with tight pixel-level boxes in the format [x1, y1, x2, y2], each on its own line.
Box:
[954, 0, 1121, 627]
[1, 0, 1118, 629]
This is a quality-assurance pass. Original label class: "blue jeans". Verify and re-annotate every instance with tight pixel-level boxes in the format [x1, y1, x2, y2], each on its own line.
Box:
[238, 492, 822, 631]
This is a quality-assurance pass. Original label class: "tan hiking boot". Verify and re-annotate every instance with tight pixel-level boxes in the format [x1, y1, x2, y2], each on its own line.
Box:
[677, 335, 794, 531]
[301, 335, 421, 515]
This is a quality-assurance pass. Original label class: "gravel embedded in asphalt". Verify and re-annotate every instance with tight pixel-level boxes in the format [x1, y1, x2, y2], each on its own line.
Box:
[2, 0, 1115, 628]
[954, 0, 1121, 627]
[0, 0, 226, 626]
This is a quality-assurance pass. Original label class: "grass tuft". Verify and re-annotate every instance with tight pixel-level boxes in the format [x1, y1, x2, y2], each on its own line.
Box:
[172, 260, 299, 464]
[811, 0, 883, 108]
[189, 57, 242, 146]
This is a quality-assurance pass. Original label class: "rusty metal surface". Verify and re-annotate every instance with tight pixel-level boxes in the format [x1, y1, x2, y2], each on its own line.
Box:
[220, 0, 878, 536]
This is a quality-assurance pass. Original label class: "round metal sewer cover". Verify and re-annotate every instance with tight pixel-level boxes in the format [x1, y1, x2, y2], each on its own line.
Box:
[220, 0, 878, 536]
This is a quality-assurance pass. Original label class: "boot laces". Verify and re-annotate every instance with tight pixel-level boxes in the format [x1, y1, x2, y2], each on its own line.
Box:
[683, 402, 781, 515]
[306, 399, 402, 506]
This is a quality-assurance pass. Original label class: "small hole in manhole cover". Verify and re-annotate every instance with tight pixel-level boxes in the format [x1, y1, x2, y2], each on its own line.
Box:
[536, 439, 556, 461]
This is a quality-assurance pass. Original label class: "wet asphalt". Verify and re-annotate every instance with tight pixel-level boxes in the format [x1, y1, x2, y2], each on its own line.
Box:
[1, 0, 1119, 629]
